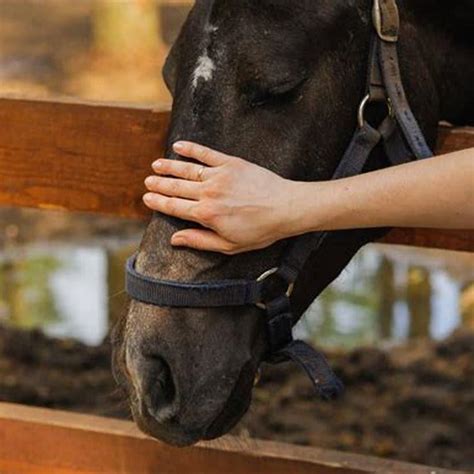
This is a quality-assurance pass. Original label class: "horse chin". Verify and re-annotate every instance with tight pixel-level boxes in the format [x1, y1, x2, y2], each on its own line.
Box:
[203, 360, 256, 440]
[132, 359, 257, 446]
[132, 408, 201, 447]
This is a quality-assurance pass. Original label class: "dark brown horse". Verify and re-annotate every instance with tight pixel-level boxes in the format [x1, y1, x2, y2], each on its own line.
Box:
[113, 0, 474, 446]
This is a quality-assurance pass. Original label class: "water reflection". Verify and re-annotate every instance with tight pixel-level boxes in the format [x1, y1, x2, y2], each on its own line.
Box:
[0, 241, 136, 346]
[0, 237, 472, 348]
[0, 254, 60, 330]
[295, 245, 474, 349]
[46, 247, 108, 345]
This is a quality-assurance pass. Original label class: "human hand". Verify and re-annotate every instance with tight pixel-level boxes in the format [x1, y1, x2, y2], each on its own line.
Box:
[143, 141, 299, 254]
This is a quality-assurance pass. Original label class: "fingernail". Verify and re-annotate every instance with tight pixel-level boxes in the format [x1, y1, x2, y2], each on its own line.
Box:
[173, 142, 184, 151]
[143, 193, 153, 203]
[152, 160, 162, 168]
[144, 176, 154, 186]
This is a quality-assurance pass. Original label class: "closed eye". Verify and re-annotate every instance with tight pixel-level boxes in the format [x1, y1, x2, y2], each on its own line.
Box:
[246, 75, 307, 108]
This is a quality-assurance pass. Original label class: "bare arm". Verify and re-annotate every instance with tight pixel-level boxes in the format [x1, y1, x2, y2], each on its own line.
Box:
[291, 147, 474, 234]
[143, 142, 474, 254]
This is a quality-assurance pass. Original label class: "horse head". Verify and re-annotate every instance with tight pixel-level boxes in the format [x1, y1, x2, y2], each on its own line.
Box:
[112, 0, 471, 446]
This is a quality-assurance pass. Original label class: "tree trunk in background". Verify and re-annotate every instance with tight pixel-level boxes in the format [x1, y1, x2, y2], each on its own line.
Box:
[460, 281, 474, 330]
[71, 0, 170, 103]
[377, 256, 395, 339]
[94, 0, 162, 59]
[106, 245, 133, 328]
[407, 266, 431, 339]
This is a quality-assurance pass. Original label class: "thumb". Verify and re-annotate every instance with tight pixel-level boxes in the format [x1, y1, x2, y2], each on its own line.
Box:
[171, 229, 237, 254]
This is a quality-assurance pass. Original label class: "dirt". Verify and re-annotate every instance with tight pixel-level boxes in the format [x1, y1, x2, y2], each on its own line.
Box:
[0, 325, 472, 471]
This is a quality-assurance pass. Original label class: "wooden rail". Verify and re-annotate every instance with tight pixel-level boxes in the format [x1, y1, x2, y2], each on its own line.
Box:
[0, 402, 464, 474]
[0, 96, 472, 252]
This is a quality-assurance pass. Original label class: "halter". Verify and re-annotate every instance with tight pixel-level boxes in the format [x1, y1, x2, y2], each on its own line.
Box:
[126, 0, 433, 400]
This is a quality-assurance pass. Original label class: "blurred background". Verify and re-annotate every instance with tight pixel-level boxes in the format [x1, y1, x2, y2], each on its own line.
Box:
[1, 1, 473, 469]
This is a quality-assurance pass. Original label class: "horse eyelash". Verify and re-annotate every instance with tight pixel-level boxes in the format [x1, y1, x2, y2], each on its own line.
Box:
[248, 80, 307, 108]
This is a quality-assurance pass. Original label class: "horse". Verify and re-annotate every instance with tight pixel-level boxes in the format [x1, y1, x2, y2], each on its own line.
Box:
[112, 0, 474, 446]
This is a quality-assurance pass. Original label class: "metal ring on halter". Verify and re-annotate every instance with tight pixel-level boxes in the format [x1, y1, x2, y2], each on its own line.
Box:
[255, 267, 295, 310]
[358, 94, 394, 128]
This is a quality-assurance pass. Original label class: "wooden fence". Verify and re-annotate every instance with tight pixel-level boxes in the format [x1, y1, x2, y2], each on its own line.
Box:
[0, 403, 464, 474]
[0, 96, 472, 252]
[0, 95, 473, 473]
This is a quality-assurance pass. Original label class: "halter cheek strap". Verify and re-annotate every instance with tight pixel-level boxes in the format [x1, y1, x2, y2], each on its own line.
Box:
[126, 0, 433, 401]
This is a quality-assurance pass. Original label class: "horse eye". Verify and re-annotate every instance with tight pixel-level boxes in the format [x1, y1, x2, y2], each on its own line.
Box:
[246, 76, 307, 108]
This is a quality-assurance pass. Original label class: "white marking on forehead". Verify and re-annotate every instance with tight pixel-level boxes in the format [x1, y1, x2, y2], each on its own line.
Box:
[191, 23, 219, 90]
[192, 51, 216, 89]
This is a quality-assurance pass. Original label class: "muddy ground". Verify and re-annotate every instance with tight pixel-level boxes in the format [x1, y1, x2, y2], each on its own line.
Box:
[0, 325, 472, 471]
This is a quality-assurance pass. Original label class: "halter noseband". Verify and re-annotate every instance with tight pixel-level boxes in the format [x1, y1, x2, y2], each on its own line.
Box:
[126, 0, 433, 400]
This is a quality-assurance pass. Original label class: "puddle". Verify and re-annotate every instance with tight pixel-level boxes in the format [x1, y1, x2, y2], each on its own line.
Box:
[1, 230, 472, 349]
[0, 233, 137, 346]
[295, 245, 473, 349]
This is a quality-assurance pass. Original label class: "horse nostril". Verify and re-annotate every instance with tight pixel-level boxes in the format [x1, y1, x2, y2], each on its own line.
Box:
[141, 355, 177, 421]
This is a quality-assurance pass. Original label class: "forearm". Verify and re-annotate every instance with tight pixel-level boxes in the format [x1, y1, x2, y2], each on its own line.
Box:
[289, 148, 474, 235]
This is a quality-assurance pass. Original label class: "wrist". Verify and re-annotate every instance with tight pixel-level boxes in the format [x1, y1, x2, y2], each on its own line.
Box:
[282, 179, 350, 237]
[278, 180, 326, 238]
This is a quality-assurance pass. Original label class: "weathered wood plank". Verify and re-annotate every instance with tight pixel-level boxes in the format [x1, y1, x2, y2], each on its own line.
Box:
[437, 124, 474, 154]
[381, 228, 472, 251]
[0, 96, 169, 219]
[0, 96, 472, 252]
[0, 402, 462, 474]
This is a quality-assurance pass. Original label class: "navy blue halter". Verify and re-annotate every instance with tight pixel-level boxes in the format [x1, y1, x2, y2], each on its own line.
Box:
[126, 0, 433, 400]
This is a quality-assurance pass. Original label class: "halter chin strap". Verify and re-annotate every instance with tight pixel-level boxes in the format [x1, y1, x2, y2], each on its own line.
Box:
[126, 0, 433, 401]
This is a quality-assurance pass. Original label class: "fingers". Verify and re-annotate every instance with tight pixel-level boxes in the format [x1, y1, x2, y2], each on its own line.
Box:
[173, 141, 230, 166]
[153, 141, 236, 180]
[153, 159, 209, 181]
[143, 193, 200, 223]
[145, 176, 201, 200]
[171, 229, 239, 255]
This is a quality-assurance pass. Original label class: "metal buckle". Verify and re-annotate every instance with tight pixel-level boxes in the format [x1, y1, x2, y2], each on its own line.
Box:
[373, 0, 399, 43]
[256, 267, 295, 310]
[358, 94, 394, 128]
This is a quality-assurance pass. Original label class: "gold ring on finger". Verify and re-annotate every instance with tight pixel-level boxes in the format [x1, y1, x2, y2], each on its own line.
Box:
[197, 166, 206, 181]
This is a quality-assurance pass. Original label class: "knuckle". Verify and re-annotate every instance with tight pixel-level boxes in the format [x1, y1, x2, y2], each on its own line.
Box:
[202, 182, 221, 199]
[198, 146, 210, 159]
[220, 166, 234, 180]
[195, 204, 217, 224]
[168, 179, 181, 194]
[223, 243, 238, 255]
[164, 198, 177, 215]
[193, 234, 205, 247]
[184, 164, 197, 180]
